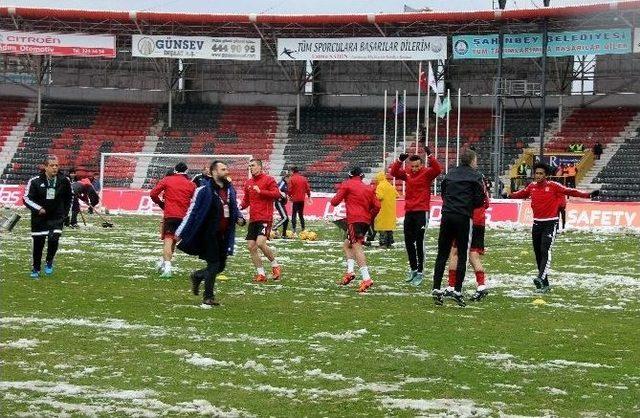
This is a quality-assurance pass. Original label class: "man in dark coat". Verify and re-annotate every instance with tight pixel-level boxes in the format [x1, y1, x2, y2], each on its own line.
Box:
[176, 160, 246, 307]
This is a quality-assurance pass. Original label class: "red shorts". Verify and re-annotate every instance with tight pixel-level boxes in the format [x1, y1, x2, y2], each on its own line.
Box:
[347, 222, 369, 245]
[161, 217, 183, 240]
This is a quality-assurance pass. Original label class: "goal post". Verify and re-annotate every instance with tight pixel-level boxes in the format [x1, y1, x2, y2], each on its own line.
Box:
[99, 152, 253, 200]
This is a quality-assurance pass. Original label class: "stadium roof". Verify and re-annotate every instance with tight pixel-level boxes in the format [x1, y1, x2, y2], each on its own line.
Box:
[1, 2, 639, 36]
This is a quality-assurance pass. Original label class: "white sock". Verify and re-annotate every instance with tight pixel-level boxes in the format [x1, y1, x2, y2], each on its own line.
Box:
[347, 259, 355, 274]
[257, 267, 266, 276]
[360, 266, 370, 281]
[164, 261, 172, 269]
[477, 284, 486, 291]
[271, 259, 279, 267]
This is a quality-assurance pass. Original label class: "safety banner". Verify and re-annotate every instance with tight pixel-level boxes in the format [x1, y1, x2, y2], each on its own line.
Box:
[277, 36, 447, 61]
[518, 200, 640, 228]
[0, 30, 116, 58]
[132, 35, 260, 60]
[453, 28, 633, 59]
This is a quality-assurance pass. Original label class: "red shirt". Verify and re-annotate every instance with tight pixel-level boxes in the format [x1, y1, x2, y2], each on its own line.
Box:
[472, 184, 491, 226]
[330, 177, 381, 224]
[150, 173, 196, 219]
[240, 172, 280, 222]
[389, 155, 442, 212]
[288, 172, 311, 203]
[510, 179, 590, 221]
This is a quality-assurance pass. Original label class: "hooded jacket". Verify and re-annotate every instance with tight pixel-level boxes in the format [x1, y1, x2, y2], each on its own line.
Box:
[373, 172, 398, 231]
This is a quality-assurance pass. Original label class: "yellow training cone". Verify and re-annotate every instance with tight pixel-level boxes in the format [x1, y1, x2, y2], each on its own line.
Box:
[217, 274, 229, 281]
[532, 298, 546, 305]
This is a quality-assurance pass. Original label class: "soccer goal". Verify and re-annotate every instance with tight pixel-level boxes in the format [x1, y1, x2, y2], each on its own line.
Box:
[99, 152, 253, 194]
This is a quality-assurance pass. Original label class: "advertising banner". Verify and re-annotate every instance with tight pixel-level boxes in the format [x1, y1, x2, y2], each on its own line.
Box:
[277, 36, 447, 61]
[132, 35, 260, 60]
[453, 28, 632, 59]
[635, 28, 640, 53]
[0, 30, 116, 58]
[518, 200, 640, 228]
[534, 154, 583, 168]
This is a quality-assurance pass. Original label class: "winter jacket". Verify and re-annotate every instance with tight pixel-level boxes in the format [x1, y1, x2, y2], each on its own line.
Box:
[176, 178, 242, 260]
[240, 173, 280, 222]
[373, 172, 398, 231]
[389, 155, 442, 212]
[24, 172, 72, 222]
[150, 173, 196, 219]
[440, 165, 485, 218]
[330, 176, 381, 225]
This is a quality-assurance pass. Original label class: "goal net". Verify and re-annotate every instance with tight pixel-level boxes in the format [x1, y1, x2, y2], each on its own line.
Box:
[99, 152, 253, 193]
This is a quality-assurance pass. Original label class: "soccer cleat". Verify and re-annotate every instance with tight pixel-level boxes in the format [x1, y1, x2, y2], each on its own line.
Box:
[29, 270, 40, 279]
[190, 272, 202, 296]
[253, 274, 267, 283]
[271, 266, 282, 281]
[410, 272, 424, 287]
[200, 298, 220, 308]
[339, 272, 356, 286]
[470, 289, 489, 301]
[405, 270, 417, 283]
[155, 259, 164, 273]
[533, 277, 543, 289]
[443, 288, 455, 298]
[44, 264, 54, 276]
[431, 289, 444, 306]
[159, 268, 172, 279]
[448, 291, 467, 307]
[357, 279, 374, 293]
[535, 285, 551, 294]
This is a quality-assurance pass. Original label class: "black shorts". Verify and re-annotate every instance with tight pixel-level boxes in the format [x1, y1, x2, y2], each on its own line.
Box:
[246, 221, 272, 241]
[452, 225, 485, 254]
[347, 222, 369, 245]
[162, 217, 183, 239]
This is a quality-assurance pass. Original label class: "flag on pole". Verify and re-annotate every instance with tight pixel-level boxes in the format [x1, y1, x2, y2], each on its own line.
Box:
[392, 97, 405, 116]
[419, 67, 428, 93]
[427, 62, 438, 93]
[435, 94, 450, 119]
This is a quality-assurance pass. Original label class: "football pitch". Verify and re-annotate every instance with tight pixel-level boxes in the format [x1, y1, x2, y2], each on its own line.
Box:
[1, 212, 639, 417]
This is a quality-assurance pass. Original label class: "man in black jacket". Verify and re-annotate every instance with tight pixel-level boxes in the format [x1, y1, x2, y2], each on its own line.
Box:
[430, 149, 486, 307]
[23, 155, 72, 278]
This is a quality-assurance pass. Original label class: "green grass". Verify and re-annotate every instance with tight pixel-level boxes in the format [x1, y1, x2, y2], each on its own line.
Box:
[1, 211, 639, 417]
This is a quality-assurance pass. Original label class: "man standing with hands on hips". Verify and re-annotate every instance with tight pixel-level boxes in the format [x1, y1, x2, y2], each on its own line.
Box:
[23, 155, 72, 278]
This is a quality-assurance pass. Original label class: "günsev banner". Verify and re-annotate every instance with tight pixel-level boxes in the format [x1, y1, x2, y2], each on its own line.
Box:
[132, 35, 260, 60]
[0, 30, 116, 58]
[277, 37, 447, 61]
[453, 28, 632, 59]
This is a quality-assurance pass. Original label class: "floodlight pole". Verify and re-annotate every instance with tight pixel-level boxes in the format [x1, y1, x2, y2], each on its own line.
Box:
[538, 18, 549, 159]
[492, 24, 505, 198]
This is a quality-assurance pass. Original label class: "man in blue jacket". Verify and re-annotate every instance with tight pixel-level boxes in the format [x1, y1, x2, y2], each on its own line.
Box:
[175, 160, 246, 307]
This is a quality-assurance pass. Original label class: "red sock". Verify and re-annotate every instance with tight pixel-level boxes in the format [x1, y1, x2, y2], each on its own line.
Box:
[448, 270, 456, 287]
[475, 271, 485, 286]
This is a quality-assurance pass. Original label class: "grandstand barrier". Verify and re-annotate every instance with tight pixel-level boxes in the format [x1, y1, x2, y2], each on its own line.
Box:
[2, 185, 639, 229]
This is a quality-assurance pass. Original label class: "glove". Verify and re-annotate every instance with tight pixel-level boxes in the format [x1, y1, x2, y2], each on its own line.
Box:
[423, 146, 432, 156]
[399, 153, 409, 162]
[590, 190, 600, 199]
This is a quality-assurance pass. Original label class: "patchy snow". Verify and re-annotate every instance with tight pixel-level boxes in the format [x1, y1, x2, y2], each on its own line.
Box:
[217, 333, 305, 346]
[312, 328, 368, 341]
[380, 397, 492, 417]
[0, 338, 41, 349]
[539, 386, 568, 395]
[304, 368, 361, 382]
[477, 352, 614, 371]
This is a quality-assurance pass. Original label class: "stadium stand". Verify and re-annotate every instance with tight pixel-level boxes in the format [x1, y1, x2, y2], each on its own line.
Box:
[593, 127, 640, 202]
[0, 98, 28, 154]
[544, 107, 638, 152]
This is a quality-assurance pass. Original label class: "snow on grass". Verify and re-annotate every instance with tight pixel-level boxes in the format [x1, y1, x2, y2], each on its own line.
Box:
[539, 386, 568, 395]
[477, 352, 614, 371]
[380, 397, 492, 416]
[311, 328, 368, 341]
[0, 338, 42, 349]
[304, 368, 362, 382]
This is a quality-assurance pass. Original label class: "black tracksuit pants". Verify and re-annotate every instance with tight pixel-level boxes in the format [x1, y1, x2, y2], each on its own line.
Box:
[404, 211, 428, 272]
[432, 212, 472, 292]
[32, 233, 61, 272]
[532, 219, 558, 287]
[193, 232, 228, 299]
[273, 200, 289, 235]
[291, 201, 305, 231]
